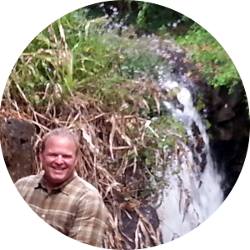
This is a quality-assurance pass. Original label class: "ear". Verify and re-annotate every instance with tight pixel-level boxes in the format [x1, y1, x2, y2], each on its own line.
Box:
[74, 155, 79, 166]
[74, 154, 80, 171]
[74, 149, 79, 165]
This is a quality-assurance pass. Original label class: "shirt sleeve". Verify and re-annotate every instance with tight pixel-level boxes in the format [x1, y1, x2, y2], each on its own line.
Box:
[68, 192, 108, 247]
[15, 176, 31, 195]
[15, 175, 40, 194]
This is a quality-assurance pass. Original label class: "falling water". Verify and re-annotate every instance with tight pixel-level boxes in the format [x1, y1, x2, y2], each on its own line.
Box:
[156, 77, 224, 242]
[98, 12, 225, 242]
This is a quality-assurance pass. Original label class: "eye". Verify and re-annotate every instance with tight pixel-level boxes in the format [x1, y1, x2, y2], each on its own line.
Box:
[48, 153, 58, 157]
[63, 155, 72, 159]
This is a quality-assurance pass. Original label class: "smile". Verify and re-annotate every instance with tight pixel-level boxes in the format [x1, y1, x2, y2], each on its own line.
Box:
[51, 166, 67, 171]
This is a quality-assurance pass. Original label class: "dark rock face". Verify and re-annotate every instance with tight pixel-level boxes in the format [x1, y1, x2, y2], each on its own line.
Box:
[169, 51, 249, 200]
[0, 118, 36, 183]
[120, 205, 162, 249]
[192, 80, 249, 199]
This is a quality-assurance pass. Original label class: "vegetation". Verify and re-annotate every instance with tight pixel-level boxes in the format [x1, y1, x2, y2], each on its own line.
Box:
[2, 5, 187, 249]
[176, 24, 240, 90]
[128, 1, 241, 91]
[113, 0, 246, 114]
[1, 1, 244, 249]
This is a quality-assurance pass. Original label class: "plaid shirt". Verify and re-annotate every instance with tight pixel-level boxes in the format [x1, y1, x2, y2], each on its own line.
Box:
[15, 172, 108, 247]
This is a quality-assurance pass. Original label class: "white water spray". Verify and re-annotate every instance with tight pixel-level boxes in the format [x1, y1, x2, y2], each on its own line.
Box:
[156, 79, 224, 242]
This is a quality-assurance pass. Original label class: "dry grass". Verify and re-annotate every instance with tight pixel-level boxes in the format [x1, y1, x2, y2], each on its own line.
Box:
[2, 78, 178, 249]
[1, 17, 184, 249]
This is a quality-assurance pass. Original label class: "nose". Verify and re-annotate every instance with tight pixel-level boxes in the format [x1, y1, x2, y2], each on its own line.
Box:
[55, 155, 63, 164]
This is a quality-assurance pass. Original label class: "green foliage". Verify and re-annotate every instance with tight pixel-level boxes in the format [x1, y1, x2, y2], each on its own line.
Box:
[196, 93, 205, 111]
[135, 1, 187, 30]
[6, 7, 186, 190]
[173, 21, 244, 107]
[176, 24, 241, 90]
[136, 2, 149, 28]
[206, 119, 212, 129]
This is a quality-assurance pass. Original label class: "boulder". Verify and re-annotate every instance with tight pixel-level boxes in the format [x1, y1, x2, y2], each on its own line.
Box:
[120, 205, 162, 249]
[0, 117, 36, 183]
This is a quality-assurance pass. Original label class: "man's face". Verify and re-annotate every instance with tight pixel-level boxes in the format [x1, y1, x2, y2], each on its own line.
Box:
[39, 135, 78, 188]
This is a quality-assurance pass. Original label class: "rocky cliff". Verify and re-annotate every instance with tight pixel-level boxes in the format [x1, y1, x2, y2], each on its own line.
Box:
[190, 74, 249, 199]
[0, 116, 36, 182]
[168, 50, 249, 199]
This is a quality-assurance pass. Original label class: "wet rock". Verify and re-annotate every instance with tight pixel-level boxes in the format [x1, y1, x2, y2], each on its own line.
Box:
[120, 205, 162, 249]
[0, 118, 36, 183]
[200, 152, 207, 172]
[191, 80, 249, 199]
[191, 123, 205, 154]
[167, 51, 196, 76]
[171, 50, 249, 199]
[213, 106, 235, 123]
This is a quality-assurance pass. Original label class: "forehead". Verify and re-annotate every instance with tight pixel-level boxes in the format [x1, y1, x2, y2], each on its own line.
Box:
[44, 135, 77, 151]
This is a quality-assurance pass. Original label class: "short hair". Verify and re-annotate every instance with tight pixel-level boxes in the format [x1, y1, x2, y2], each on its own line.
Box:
[40, 128, 80, 156]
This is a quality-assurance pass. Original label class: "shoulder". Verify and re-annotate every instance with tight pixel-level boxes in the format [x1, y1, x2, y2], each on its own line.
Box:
[72, 177, 108, 213]
[71, 176, 101, 196]
[63, 175, 101, 199]
[67, 176, 108, 217]
[15, 174, 41, 190]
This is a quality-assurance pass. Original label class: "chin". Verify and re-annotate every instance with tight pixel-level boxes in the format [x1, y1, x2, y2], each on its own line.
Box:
[45, 173, 66, 183]
[51, 175, 67, 182]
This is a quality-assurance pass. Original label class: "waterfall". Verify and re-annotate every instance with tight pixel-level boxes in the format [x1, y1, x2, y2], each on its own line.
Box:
[156, 77, 224, 243]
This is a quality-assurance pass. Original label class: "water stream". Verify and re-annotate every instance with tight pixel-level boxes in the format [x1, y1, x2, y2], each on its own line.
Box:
[112, 28, 225, 242]
[121, 31, 226, 243]
[99, 12, 225, 242]
[156, 77, 224, 242]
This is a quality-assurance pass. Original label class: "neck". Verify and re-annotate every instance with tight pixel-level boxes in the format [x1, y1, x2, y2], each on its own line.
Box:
[42, 172, 76, 192]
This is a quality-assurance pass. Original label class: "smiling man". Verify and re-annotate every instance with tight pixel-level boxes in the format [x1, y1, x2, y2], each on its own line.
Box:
[15, 128, 108, 247]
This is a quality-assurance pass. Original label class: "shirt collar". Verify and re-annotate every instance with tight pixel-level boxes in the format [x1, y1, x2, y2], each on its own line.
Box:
[35, 171, 78, 195]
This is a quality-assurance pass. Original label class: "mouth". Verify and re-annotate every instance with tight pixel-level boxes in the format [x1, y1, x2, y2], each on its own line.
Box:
[50, 166, 67, 171]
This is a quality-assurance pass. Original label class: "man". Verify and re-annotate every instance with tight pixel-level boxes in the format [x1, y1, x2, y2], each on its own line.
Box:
[15, 128, 108, 247]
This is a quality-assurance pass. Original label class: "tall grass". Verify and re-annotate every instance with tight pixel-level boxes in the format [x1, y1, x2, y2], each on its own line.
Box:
[3, 7, 186, 249]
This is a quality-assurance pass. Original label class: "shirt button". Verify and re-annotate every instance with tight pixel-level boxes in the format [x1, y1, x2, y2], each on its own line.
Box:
[42, 214, 46, 219]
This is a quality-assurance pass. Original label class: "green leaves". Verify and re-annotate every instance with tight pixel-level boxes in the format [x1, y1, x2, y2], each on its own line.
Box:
[136, 2, 149, 28]
[176, 24, 240, 91]
[196, 93, 206, 112]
